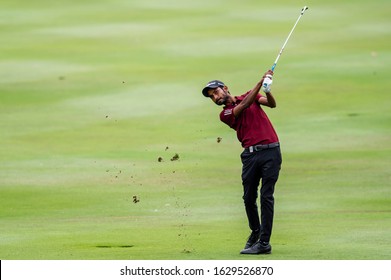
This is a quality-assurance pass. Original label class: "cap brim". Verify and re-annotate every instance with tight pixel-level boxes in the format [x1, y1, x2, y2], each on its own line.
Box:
[202, 85, 218, 97]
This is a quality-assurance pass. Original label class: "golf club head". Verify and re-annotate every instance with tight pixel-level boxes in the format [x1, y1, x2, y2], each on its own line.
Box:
[301, 6, 309, 15]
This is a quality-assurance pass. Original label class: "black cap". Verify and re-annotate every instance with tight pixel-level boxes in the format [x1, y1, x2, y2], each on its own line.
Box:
[202, 80, 225, 97]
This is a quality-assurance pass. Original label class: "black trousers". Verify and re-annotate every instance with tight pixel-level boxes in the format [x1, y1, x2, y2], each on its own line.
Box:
[240, 146, 282, 242]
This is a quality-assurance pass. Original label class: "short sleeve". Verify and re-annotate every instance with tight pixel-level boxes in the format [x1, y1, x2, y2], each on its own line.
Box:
[220, 108, 236, 129]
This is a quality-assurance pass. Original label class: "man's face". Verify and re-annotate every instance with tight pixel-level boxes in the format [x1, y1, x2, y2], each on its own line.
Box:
[207, 86, 229, 106]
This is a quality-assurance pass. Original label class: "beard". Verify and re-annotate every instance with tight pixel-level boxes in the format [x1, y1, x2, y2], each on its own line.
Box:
[216, 93, 229, 106]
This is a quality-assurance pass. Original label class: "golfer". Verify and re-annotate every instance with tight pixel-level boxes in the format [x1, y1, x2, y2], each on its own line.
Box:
[201, 70, 282, 254]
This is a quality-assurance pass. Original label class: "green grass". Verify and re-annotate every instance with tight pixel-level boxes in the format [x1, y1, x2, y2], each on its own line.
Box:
[0, 0, 390, 260]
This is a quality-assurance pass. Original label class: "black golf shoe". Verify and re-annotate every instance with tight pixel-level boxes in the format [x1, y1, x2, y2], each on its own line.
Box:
[243, 230, 261, 249]
[240, 241, 272, 254]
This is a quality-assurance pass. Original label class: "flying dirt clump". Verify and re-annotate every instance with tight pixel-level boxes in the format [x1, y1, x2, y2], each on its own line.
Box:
[171, 153, 179, 161]
[217, 137, 222, 143]
[158, 147, 179, 162]
[133, 195, 140, 203]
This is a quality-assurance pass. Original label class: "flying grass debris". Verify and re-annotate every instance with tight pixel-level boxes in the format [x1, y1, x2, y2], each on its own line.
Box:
[133, 195, 140, 203]
[171, 153, 179, 161]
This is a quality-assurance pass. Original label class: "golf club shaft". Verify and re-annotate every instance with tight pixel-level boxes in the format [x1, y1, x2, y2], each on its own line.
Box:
[271, 6, 308, 71]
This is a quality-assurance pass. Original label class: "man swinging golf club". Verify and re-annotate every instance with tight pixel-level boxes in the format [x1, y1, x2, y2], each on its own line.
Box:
[201, 71, 281, 254]
[201, 6, 308, 254]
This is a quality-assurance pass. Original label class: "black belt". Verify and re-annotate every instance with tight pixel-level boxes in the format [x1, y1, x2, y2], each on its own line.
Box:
[245, 142, 279, 153]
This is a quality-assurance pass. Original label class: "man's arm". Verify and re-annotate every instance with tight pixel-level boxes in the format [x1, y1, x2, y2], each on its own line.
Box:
[233, 70, 273, 117]
[258, 91, 276, 108]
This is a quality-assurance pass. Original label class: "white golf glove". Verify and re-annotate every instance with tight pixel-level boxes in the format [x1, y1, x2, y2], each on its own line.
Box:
[262, 74, 273, 93]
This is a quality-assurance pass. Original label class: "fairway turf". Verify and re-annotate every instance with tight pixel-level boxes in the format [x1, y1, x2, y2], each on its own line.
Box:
[0, 0, 390, 260]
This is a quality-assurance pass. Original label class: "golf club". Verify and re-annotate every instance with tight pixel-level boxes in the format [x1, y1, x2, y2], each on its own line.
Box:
[271, 6, 309, 72]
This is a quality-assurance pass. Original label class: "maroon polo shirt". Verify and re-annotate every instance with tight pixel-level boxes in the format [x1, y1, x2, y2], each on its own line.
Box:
[220, 91, 279, 148]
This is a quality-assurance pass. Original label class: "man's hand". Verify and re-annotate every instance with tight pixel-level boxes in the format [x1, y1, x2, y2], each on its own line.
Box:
[258, 70, 276, 107]
[262, 71, 273, 93]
